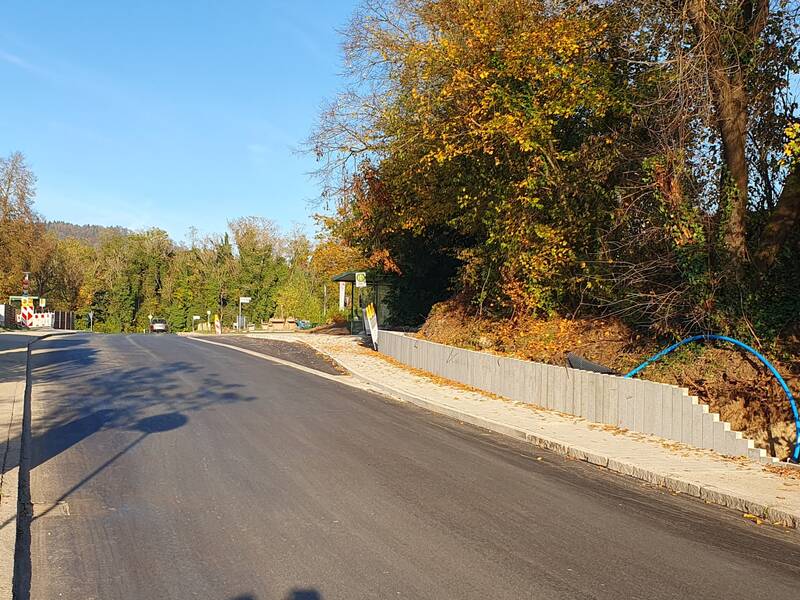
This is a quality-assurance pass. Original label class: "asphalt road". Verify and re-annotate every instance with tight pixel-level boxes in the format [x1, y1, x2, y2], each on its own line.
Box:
[20, 334, 800, 599]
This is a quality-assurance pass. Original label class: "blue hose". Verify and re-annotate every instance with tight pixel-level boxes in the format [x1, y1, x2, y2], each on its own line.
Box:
[624, 334, 800, 463]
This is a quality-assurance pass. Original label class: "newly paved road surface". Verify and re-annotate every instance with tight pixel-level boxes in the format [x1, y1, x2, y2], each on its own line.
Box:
[20, 334, 800, 599]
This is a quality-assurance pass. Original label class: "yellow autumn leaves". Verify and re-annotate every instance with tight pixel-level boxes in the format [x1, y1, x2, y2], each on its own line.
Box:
[784, 123, 800, 165]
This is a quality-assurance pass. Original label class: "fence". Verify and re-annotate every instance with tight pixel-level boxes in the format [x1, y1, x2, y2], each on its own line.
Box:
[0, 304, 15, 328]
[378, 331, 772, 463]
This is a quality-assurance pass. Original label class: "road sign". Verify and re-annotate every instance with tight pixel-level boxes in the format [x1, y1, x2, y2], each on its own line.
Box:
[239, 297, 251, 303]
[20, 296, 34, 327]
[39, 298, 46, 308]
[365, 303, 379, 349]
[355, 272, 367, 288]
[214, 313, 221, 335]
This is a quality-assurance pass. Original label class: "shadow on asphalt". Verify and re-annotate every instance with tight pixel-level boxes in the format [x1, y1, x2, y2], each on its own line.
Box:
[0, 335, 93, 384]
[0, 334, 60, 385]
[229, 590, 322, 600]
[3, 336, 257, 478]
[216, 335, 345, 376]
[8, 336, 261, 600]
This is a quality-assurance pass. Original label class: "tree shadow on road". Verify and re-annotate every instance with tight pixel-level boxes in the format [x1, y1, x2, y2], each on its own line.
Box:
[9, 335, 262, 600]
[3, 335, 257, 477]
[0, 335, 92, 384]
[228, 590, 322, 600]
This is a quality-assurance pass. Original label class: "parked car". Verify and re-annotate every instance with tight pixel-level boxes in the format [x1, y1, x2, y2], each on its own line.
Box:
[149, 318, 168, 333]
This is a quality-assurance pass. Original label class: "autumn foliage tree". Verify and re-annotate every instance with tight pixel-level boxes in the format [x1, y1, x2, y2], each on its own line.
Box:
[312, 0, 800, 338]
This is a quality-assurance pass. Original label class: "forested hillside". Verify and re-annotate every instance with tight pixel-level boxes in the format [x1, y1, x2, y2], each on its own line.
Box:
[46, 221, 130, 247]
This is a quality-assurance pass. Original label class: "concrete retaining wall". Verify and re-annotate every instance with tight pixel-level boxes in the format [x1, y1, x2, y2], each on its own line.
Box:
[379, 332, 772, 463]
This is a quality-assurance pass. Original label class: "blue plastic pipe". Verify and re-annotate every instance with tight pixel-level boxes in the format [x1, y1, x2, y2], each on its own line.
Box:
[624, 334, 800, 463]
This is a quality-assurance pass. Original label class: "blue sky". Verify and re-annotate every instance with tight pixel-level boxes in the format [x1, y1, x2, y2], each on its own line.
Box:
[0, 1, 359, 242]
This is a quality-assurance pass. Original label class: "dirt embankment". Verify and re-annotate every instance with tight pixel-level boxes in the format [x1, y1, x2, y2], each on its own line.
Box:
[417, 301, 800, 460]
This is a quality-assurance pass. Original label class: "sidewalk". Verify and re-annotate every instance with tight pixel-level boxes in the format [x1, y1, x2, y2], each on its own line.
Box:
[0, 332, 39, 598]
[0, 330, 63, 598]
[288, 333, 800, 529]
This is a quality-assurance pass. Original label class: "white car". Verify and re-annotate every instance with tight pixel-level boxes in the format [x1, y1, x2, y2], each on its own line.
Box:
[149, 318, 168, 333]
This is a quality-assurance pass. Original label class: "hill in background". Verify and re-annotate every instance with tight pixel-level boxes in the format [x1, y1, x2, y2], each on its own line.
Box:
[46, 221, 130, 247]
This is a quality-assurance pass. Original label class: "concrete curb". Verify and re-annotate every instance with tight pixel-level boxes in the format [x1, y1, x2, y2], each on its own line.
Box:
[297, 338, 800, 528]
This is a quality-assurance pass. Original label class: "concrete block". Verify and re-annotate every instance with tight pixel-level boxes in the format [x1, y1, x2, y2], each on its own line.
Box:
[585, 372, 598, 422]
[712, 420, 731, 455]
[729, 431, 750, 458]
[562, 370, 576, 415]
[525, 363, 541, 404]
[683, 396, 697, 446]
[632, 380, 646, 432]
[701, 412, 718, 452]
[605, 376, 619, 427]
[620, 378, 636, 429]
[522, 360, 536, 405]
[539, 364, 549, 408]
[640, 381, 652, 434]
[508, 358, 523, 401]
[555, 367, 568, 413]
[517, 362, 531, 405]
[547, 366, 557, 410]
[597, 376, 608, 424]
[572, 370, 583, 418]
[691, 403, 704, 447]
[659, 386, 673, 439]
[580, 370, 592, 419]
[538, 363, 549, 409]
[498, 357, 513, 400]
[644, 381, 662, 435]
[592, 375, 603, 423]
[537, 363, 548, 410]
[552, 365, 563, 411]
[670, 388, 683, 443]
[536, 364, 547, 408]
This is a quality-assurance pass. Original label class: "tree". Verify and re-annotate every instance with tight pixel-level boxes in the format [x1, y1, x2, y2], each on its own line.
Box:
[312, 0, 628, 317]
[0, 152, 46, 298]
[229, 217, 286, 324]
[312, 0, 800, 338]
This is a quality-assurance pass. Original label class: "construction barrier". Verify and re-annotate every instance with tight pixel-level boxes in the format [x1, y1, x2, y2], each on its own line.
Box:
[13, 311, 76, 330]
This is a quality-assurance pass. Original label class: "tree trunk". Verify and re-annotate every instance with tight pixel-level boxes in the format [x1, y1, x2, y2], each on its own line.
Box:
[686, 0, 753, 269]
[755, 165, 800, 270]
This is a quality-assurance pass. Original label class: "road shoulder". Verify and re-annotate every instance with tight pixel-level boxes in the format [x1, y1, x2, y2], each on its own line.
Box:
[292, 333, 800, 529]
[186, 332, 800, 529]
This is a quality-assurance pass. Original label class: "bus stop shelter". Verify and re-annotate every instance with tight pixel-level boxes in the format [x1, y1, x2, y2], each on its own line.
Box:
[332, 270, 392, 334]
